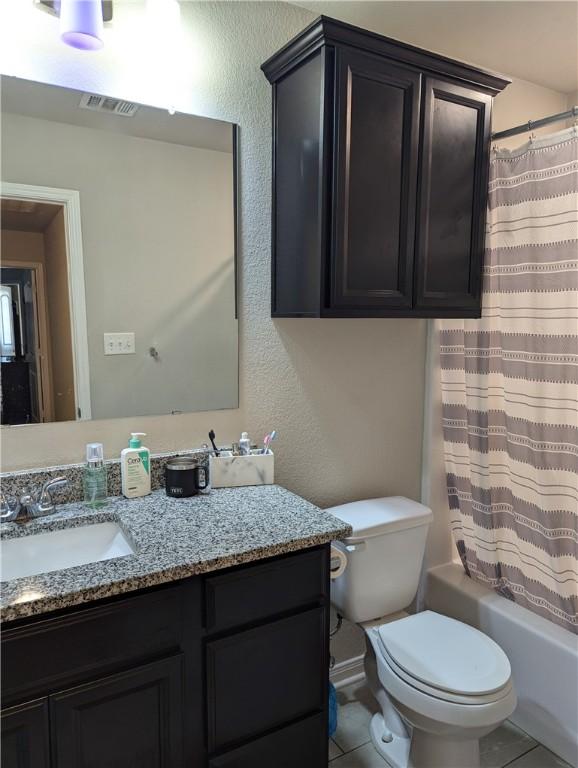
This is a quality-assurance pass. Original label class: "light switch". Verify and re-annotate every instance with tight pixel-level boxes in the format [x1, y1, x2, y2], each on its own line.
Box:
[104, 332, 135, 355]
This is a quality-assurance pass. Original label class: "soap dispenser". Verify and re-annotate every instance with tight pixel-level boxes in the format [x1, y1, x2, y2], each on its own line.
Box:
[83, 442, 107, 508]
[121, 432, 151, 498]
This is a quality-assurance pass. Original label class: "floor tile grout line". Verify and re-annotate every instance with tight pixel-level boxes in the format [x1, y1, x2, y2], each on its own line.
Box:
[333, 737, 371, 757]
[329, 740, 374, 764]
[501, 743, 540, 768]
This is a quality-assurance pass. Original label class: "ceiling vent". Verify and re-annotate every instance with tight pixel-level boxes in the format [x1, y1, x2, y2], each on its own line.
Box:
[78, 93, 139, 117]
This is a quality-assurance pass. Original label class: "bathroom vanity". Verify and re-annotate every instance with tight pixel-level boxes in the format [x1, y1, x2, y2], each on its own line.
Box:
[1, 485, 351, 768]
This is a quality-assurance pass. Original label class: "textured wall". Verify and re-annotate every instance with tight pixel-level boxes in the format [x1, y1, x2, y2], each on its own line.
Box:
[0, 1, 428, 664]
[0, 0, 427, 516]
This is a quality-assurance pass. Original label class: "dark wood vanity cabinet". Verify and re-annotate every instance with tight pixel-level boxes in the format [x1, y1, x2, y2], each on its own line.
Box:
[1, 699, 50, 768]
[1, 546, 330, 768]
[262, 17, 510, 318]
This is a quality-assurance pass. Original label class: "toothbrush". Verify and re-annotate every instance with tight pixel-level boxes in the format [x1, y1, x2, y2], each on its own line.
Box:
[262, 430, 277, 454]
[208, 429, 220, 457]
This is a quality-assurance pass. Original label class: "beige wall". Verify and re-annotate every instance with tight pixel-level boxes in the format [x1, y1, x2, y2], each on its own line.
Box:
[492, 77, 572, 149]
[0, 1, 427, 532]
[44, 208, 75, 422]
[2, 113, 237, 421]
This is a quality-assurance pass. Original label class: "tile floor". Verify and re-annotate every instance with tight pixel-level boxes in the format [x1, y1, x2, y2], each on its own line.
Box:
[329, 681, 572, 768]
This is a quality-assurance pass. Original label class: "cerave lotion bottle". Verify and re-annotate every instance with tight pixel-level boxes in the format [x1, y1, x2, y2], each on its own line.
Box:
[120, 432, 151, 498]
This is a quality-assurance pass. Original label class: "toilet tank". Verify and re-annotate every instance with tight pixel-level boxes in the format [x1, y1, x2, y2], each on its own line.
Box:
[328, 497, 433, 624]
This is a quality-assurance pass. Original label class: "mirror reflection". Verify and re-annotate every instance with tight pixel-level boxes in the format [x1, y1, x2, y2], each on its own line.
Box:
[1, 77, 238, 426]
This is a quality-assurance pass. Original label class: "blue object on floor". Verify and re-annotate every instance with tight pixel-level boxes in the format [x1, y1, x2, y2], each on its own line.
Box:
[328, 682, 337, 737]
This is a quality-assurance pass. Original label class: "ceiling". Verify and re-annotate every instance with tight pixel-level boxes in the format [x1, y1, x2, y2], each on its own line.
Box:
[292, 1, 578, 94]
[1, 199, 62, 232]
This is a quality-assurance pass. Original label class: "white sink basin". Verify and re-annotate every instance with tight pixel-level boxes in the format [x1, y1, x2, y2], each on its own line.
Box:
[1, 522, 135, 582]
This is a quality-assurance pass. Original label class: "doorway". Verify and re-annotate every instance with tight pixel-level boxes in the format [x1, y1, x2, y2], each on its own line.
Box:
[1, 198, 77, 424]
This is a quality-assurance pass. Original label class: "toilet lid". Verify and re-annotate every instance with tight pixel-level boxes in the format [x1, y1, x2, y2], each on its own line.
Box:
[377, 611, 511, 696]
[328, 497, 433, 543]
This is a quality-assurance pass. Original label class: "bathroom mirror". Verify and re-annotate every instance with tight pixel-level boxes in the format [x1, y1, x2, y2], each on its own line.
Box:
[0, 76, 238, 425]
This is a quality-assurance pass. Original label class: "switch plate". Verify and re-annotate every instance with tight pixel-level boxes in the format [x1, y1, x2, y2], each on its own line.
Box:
[104, 332, 135, 355]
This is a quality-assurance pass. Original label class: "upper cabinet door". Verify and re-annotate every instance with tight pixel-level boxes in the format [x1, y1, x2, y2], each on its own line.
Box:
[331, 48, 421, 312]
[415, 78, 491, 314]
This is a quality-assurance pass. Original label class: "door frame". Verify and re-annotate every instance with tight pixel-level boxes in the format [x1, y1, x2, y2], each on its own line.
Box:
[2, 260, 54, 422]
[1, 182, 92, 420]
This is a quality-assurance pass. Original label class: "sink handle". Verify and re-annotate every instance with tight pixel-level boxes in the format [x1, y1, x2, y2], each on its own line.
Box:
[41, 476, 69, 495]
[38, 477, 69, 513]
[0, 492, 19, 523]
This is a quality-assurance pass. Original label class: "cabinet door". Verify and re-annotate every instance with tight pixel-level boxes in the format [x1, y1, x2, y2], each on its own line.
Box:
[1, 699, 50, 768]
[209, 712, 327, 768]
[50, 656, 185, 768]
[331, 47, 421, 313]
[415, 78, 491, 315]
[206, 607, 327, 752]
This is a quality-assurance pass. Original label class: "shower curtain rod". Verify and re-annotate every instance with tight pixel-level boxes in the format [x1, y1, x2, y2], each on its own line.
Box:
[491, 105, 578, 140]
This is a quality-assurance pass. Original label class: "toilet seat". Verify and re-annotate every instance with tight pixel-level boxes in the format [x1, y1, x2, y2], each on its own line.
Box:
[365, 619, 517, 732]
[376, 611, 512, 705]
[377, 641, 513, 707]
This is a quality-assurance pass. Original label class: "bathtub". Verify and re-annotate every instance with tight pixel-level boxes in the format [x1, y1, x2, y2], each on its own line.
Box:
[426, 563, 578, 767]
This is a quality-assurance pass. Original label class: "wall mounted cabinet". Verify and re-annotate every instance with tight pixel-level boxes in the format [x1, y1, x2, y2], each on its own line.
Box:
[262, 17, 510, 318]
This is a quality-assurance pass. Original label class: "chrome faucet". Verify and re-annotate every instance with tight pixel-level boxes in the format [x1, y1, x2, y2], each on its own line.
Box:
[0, 477, 69, 524]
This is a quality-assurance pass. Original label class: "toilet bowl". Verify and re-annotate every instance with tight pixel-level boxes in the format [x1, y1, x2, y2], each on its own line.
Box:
[364, 611, 516, 768]
[328, 497, 517, 768]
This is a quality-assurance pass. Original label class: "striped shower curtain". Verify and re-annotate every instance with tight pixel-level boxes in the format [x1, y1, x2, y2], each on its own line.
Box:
[439, 127, 578, 633]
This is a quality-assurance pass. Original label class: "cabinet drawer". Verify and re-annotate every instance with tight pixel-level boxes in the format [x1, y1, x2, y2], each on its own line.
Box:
[2, 580, 199, 704]
[206, 606, 327, 752]
[209, 712, 327, 768]
[204, 546, 328, 633]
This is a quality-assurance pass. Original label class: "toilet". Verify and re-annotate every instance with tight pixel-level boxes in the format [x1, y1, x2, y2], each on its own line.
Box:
[329, 497, 516, 768]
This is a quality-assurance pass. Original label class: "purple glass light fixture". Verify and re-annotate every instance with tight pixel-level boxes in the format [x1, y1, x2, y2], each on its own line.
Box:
[59, 0, 104, 50]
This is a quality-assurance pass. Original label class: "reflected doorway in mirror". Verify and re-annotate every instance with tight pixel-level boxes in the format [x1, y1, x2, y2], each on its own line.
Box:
[0, 183, 91, 425]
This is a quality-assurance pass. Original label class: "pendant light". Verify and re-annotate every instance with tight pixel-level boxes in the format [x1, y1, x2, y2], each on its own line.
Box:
[59, 0, 104, 50]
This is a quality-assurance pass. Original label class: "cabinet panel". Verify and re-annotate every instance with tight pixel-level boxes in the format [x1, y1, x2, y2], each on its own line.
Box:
[415, 78, 491, 313]
[272, 48, 330, 317]
[205, 547, 327, 633]
[331, 48, 420, 311]
[206, 607, 327, 752]
[50, 655, 185, 768]
[209, 713, 327, 768]
[2, 581, 196, 705]
[1, 699, 50, 768]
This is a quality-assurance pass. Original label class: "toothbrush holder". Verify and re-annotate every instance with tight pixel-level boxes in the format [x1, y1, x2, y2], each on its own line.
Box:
[209, 450, 274, 489]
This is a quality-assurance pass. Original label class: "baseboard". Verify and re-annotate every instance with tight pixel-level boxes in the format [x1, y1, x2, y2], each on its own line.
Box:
[330, 654, 366, 690]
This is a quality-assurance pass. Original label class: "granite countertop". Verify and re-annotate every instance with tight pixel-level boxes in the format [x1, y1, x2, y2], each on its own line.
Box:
[0, 485, 351, 622]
